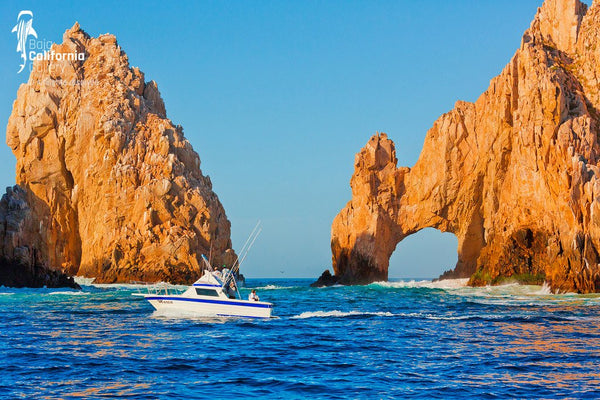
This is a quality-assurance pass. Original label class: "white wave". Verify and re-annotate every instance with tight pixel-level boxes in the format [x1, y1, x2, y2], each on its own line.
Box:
[387, 311, 504, 321]
[316, 284, 344, 289]
[421, 313, 504, 321]
[423, 315, 471, 320]
[468, 283, 553, 297]
[535, 281, 552, 295]
[48, 291, 87, 296]
[424, 278, 470, 289]
[74, 276, 96, 286]
[291, 309, 508, 321]
[371, 278, 469, 290]
[291, 310, 394, 319]
[253, 285, 293, 290]
[151, 309, 234, 323]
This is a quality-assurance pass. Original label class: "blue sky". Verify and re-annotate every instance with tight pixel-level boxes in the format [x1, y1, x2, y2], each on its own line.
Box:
[0, 1, 571, 279]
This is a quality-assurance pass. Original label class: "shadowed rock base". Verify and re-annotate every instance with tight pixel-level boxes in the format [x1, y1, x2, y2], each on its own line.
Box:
[0, 258, 80, 289]
[0, 185, 79, 288]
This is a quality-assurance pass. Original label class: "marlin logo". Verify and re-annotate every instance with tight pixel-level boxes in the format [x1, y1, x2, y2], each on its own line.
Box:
[12, 10, 37, 73]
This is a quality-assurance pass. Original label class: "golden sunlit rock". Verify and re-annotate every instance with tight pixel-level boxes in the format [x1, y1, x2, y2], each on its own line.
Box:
[331, 0, 600, 293]
[1, 24, 236, 284]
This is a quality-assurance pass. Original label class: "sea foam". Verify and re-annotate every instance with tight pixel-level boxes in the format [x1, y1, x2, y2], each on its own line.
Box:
[74, 276, 96, 286]
[253, 285, 295, 290]
[48, 291, 88, 296]
[291, 310, 394, 319]
[370, 278, 469, 290]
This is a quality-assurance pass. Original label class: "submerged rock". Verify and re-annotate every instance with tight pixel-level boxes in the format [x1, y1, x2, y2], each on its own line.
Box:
[3, 24, 236, 286]
[330, 0, 600, 293]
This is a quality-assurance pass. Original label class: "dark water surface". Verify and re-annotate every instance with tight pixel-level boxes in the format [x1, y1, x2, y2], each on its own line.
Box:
[1, 278, 600, 399]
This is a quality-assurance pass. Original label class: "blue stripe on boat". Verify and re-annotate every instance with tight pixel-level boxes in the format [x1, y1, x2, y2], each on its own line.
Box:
[192, 283, 221, 288]
[146, 296, 272, 309]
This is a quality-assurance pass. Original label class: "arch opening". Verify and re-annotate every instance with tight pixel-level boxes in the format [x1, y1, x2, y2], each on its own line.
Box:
[388, 228, 458, 280]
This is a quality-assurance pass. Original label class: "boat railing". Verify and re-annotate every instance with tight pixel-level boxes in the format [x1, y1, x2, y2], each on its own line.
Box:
[131, 281, 183, 296]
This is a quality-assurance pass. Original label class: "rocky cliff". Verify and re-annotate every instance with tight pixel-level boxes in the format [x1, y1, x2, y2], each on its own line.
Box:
[2, 24, 236, 285]
[0, 185, 79, 287]
[330, 0, 600, 293]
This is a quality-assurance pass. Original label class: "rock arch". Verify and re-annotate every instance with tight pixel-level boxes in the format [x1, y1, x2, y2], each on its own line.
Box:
[330, 0, 600, 293]
[387, 228, 458, 279]
[331, 130, 484, 285]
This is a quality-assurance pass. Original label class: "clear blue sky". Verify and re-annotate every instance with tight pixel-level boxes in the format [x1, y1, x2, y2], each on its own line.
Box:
[0, 0, 577, 279]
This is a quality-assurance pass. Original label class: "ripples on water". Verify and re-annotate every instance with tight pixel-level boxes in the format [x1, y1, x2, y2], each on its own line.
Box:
[1, 278, 600, 399]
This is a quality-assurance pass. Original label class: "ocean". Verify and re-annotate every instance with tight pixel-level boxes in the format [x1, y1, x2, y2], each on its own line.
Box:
[1, 278, 600, 399]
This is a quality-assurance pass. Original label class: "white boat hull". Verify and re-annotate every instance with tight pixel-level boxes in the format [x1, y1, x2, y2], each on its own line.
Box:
[145, 294, 273, 319]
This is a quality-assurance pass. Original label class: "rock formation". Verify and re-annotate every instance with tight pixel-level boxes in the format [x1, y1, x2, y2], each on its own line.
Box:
[330, 0, 600, 293]
[0, 185, 79, 288]
[3, 24, 236, 285]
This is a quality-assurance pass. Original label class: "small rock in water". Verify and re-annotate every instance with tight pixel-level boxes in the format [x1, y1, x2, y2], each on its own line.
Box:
[310, 269, 339, 287]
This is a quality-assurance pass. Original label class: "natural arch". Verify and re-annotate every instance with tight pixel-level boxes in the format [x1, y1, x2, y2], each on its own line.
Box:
[388, 228, 458, 279]
[329, 0, 600, 293]
[330, 131, 484, 285]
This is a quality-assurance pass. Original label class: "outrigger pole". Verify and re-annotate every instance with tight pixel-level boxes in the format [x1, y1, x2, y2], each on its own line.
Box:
[230, 225, 262, 299]
[232, 226, 262, 277]
[233, 221, 261, 270]
[222, 221, 262, 295]
[201, 254, 213, 272]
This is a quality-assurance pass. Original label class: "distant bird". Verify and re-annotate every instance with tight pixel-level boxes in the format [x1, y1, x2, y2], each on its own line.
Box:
[12, 10, 37, 73]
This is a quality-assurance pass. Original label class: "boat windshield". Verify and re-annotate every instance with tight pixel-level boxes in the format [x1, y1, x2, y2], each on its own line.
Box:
[194, 268, 240, 299]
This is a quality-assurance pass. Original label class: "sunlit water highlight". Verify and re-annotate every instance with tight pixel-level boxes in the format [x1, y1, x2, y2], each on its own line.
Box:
[1, 278, 600, 398]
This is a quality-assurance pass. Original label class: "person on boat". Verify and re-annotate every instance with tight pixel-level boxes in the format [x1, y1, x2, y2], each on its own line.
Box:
[249, 289, 259, 301]
[226, 281, 236, 299]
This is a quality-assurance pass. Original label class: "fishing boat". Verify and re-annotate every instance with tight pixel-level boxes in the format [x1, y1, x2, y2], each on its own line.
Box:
[135, 222, 273, 319]
[137, 267, 272, 319]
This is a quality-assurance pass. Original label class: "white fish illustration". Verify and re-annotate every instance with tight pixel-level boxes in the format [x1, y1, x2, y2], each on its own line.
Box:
[12, 10, 37, 73]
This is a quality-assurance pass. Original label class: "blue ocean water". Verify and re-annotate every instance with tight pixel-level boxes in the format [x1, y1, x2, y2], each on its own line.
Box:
[1, 278, 600, 399]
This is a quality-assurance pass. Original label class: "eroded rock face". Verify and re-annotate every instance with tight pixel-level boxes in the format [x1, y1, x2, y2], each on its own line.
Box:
[5, 24, 236, 284]
[330, 0, 600, 293]
[0, 185, 79, 288]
